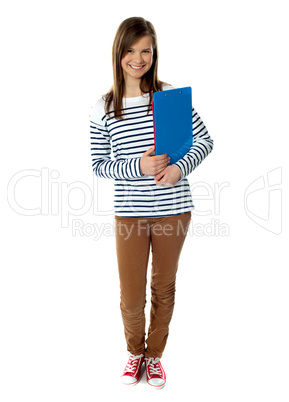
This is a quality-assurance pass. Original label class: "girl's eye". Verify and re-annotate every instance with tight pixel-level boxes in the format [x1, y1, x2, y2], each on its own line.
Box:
[127, 49, 150, 54]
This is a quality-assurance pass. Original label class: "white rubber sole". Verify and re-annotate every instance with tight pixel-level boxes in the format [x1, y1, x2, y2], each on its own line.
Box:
[147, 380, 166, 390]
[121, 376, 141, 387]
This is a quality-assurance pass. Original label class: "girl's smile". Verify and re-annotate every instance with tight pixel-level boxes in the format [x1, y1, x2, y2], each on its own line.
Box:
[129, 64, 146, 70]
[121, 35, 153, 82]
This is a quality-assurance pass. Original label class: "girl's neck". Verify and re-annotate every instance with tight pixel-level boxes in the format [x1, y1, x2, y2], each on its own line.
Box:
[123, 76, 147, 98]
[123, 84, 142, 98]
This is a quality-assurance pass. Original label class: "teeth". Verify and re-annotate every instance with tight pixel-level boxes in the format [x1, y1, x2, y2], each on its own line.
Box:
[130, 65, 144, 70]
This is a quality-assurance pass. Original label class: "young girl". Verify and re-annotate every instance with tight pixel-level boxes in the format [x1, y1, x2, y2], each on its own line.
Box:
[90, 17, 214, 389]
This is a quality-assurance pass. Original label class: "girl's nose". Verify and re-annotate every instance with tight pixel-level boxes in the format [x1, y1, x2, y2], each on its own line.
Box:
[133, 53, 144, 63]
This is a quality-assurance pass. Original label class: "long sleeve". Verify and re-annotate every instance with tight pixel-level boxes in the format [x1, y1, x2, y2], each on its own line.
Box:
[90, 103, 144, 180]
[174, 107, 214, 179]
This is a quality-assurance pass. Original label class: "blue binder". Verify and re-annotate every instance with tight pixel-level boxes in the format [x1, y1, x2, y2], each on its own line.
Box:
[153, 86, 193, 165]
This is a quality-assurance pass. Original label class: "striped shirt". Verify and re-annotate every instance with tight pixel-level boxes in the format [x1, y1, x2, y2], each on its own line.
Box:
[90, 85, 214, 217]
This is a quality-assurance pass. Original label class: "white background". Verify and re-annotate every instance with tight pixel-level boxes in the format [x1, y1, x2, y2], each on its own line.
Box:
[1, 0, 288, 401]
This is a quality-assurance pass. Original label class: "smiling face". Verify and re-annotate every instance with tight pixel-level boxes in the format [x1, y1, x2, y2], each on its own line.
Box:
[121, 35, 154, 85]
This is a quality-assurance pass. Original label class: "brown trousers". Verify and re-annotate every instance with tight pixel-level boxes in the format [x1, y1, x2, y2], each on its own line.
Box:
[114, 211, 191, 358]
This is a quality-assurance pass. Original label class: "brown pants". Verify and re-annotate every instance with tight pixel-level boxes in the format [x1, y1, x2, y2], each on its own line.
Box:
[114, 211, 191, 358]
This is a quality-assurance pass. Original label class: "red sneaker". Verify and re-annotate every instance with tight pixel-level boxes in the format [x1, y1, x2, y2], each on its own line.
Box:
[145, 357, 166, 389]
[121, 353, 144, 386]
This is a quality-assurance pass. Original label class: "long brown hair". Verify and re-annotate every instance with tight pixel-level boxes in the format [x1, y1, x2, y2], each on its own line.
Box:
[104, 17, 168, 120]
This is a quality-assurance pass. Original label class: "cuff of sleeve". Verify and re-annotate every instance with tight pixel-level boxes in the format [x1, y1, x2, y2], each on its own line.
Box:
[174, 162, 186, 180]
[136, 157, 144, 177]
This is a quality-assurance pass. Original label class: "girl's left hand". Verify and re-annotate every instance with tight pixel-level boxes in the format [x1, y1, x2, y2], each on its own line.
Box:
[154, 164, 182, 187]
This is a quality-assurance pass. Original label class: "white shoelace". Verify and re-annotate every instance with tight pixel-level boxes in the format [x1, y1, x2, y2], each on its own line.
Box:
[124, 353, 144, 373]
[146, 357, 162, 375]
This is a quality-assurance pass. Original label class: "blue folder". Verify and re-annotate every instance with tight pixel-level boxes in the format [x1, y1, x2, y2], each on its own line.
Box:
[153, 86, 193, 165]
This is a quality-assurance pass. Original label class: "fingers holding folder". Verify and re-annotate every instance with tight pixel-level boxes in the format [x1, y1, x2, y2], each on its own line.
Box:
[154, 164, 182, 187]
[140, 145, 170, 176]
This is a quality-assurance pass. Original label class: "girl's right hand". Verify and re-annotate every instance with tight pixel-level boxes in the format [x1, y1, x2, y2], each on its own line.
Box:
[140, 146, 170, 176]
